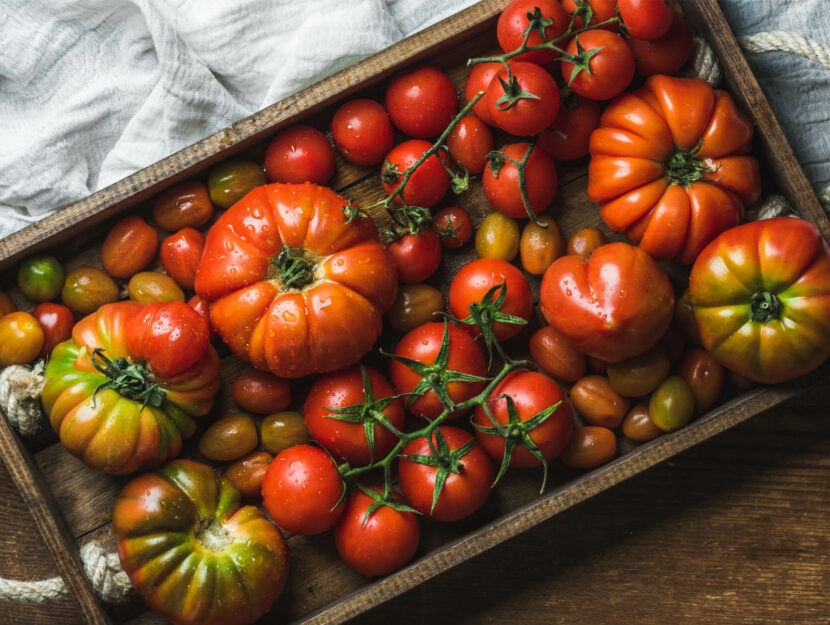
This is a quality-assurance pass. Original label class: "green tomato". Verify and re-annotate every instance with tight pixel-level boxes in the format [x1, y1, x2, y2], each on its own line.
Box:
[18, 255, 65, 302]
[208, 160, 267, 209]
[649, 376, 695, 432]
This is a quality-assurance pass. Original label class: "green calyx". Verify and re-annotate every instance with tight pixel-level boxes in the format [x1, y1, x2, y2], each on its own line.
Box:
[270, 246, 317, 291]
[494, 73, 541, 112]
[666, 141, 718, 186]
[564, 36, 604, 87]
[749, 291, 782, 323]
[456, 282, 528, 366]
[91, 348, 165, 410]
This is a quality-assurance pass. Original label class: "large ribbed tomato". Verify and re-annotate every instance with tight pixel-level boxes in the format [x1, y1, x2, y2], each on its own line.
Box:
[588, 75, 761, 264]
[195, 183, 397, 378]
[114, 460, 288, 625]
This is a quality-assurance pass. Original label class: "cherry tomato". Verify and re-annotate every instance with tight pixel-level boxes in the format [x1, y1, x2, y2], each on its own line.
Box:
[433, 206, 473, 249]
[187, 294, 213, 337]
[382, 140, 450, 208]
[0, 291, 16, 319]
[628, 12, 693, 76]
[677, 348, 724, 414]
[264, 125, 335, 185]
[560, 426, 617, 469]
[385, 66, 458, 139]
[483, 142, 557, 218]
[447, 116, 494, 175]
[198, 413, 259, 462]
[566, 227, 608, 258]
[570, 375, 629, 428]
[61, 266, 119, 315]
[618, 0, 674, 40]
[160, 228, 205, 291]
[0, 312, 44, 366]
[207, 160, 266, 209]
[520, 215, 564, 275]
[388, 230, 442, 284]
[334, 487, 420, 577]
[152, 180, 214, 231]
[465, 63, 502, 125]
[261, 444, 345, 535]
[226, 451, 272, 498]
[537, 92, 601, 161]
[398, 426, 493, 521]
[100, 216, 158, 280]
[386, 284, 444, 335]
[448, 258, 532, 341]
[621, 403, 663, 442]
[496, 0, 570, 65]
[32, 303, 74, 360]
[128, 272, 185, 304]
[260, 411, 309, 455]
[606, 347, 670, 398]
[562, 0, 619, 31]
[475, 212, 520, 261]
[230, 369, 291, 415]
[331, 99, 395, 167]
[529, 325, 587, 383]
[17, 255, 64, 302]
[486, 62, 560, 136]
[561, 31, 635, 101]
[649, 376, 695, 432]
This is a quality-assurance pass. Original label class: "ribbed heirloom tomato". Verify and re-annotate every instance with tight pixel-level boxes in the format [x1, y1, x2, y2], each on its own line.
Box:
[195, 183, 397, 378]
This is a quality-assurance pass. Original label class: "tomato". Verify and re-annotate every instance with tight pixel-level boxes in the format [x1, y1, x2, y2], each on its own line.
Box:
[331, 99, 395, 167]
[659, 323, 686, 363]
[230, 369, 291, 415]
[485, 62, 560, 136]
[566, 227, 608, 259]
[560, 426, 617, 469]
[561, 31, 635, 101]
[689, 217, 830, 383]
[160, 227, 205, 290]
[433, 206, 473, 249]
[496, 0, 570, 65]
[448, 258, 532, 341]
[447, 116, 493, 175]
[475, 212, 520, 261]
[261, 444, 345, 535]
[0, 291, 16, 318]
[541, 242, 674, 362]
[114, 460, 288, 625]
[100, 216, 158, 280]
[562, 0, 619, 30]
[390, 322, 487, 420]
[529, 325, 587, 383]
[226, 451, 272, 498]
[621, 403, 663, 442]
[589, 75, 761, 263]
[207, 160, 267, 209]
[199, 413, 259, 462]
[483, 142, 557, 219]
[618, 0, 673, 40]
[649, 376, 695, 432]
[61, 266, 119, 315]
[128, 271, 185, 304]
[304, 365, 406, 465]
[388, 230, 442, 284]
[537, 92, 601, 161]
[606, 347, 670, 398]
[675, 289, 701, 345]
[382, 140, 451, 208]
[570, 375, 629, 428]
[465, 63, 502, 125]
[187, 294, 213, 337]
[334, 487, 420, 577]
[0, 312, 44, 366]
[520, 215, 564, 275]
[17, 255, 64, 302]
[264, 125, 335, 185]
[677, 348, 724, 414]
[385, 66, 458, 139]
[31, 303, 73, 360]
[628, 12, 693, 76]
[398, 426, 493, 521]
[152, 180, 214, 231]
[260, 411, 309, 455]
[386, 284, 444, 334]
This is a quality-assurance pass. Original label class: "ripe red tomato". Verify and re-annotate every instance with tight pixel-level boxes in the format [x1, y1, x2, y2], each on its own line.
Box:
[230, 369, 291, 415]
[385, 67, 458, 138]
[618, 0, 673, 40]
[160, 227, 205, 291]
[627, 12, 693, 76]
[562, 0, 619, 30]
[537, 92, 601, 161]
[388, 230, 442, 284]
[561, 31, 635, 101]
[100, 216, 158, 280]
[187, 294, 213, 337]
[382, 140, 451, 208]
[398, 426, 493, 521]
[485, 62, 560, 136]
[261, 444, 345, 535]
[447, 115, 494, 175]
[32, 303, 74, 360]
[264, 125, 335, 185]
[465, 63, 502, 125]
[432, 206, 473, 249]
[497, 0, 571, 65]
[331, 99, 395, 167]
[304, 365, 406, 465]
[483, 142, 557, 218]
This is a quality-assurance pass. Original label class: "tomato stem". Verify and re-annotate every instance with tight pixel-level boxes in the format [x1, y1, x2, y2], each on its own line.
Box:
[90, 348, 165, 410]
[750, 291, 782, 323]
[487, 139, 547, 227]
[666, 140, 718, 187]
[272, 246, 317, 290]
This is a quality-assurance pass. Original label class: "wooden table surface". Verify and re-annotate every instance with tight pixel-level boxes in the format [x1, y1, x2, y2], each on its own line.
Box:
[2, 383, 827, 625]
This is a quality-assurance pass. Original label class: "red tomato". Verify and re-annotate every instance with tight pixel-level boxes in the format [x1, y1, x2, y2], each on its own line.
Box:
[390, 322, 487, 420]
[562, 0, 619, 30]
[465, 63, 502, 125]
[398, 426, 493, 521]
[261, 444, 345, 535]
[334, 487, 420, 577]
[537, 92, 601, 161]
[187, 294, 213, 337]
[447, 115, 494, 175]
[264, 125, 335, 185]
[432, 206, 473, 249]
[304, 365, 406, 465]
[331, 99, 395, 167]
[100, 216, 158, 280]
[497, 0, 571, 65]
[382, 140, 451, 208]
[561, 31, 635, 101]
[32, 303, 73, 360]
[486, 62, 560, 136]
[388, 230, 442, 284]
[160, 227, 205, 291]
[385, 67, 458, 138]
[483, 142, 557, 218]
[448, 258, 532, 341]
[230, 369, 291, 415]
[618, 0, 673, 40]
[627, 12, 693, 76]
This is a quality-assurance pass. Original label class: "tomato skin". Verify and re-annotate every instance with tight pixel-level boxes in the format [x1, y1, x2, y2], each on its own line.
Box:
[61, 266, 119, 315]
[486, 63, 560, 136]
[448, 258, 532, 341]
[32, 303, 74, 360]
[475, 212, 520, 261]
[570, 375, 629, 429]
[230, 369, 291, 415]
[433, 206, 473, 249]
[537, 94, 601, 161]
[382, 140, 451, 208]
[261, 411, 309, 455]
[385, 66, 458, 138]
[128, 271, 185, 304]
[160, 227, 205, 291]
[618, 0, 673, 40]
[398, 426, 493, 522]
[606, 347, 670, 398]
[497, 0, 570, 65]
[621, 403, 663, 442]
[304, 365, 406, 465]
[529, 325, 587, 383]
[199, 413, 259, 462]
[101, 216, 159, 280]
[677, 348, 724, 414]
[465, 63, 502, 125]
[0, 312, 44, 366]
[520, 215, 564, 275]
[447, 116, 494, 175]
[226, 451, 272, 498]
[649, 376, 695, 432]
[561, 31, 635, 101]
[264, 125, 335, 185]
[187, 294, 213, 338]
[386, 284, 444, 335]
[334, 487, 420, 577]
[18, 255, 65, 302]
[562, 0, 619, 30]
[152, 180, 214, 231]
[628, 12, 693, 76]
[207, 160, 267, 209]
[0, 291, 16, 318]
[331, 99, 395, 167]
[261, 444, 345, 535]
[483, 143, 557, 218]
[388, 230, 442, 284]
[566, 227, 608, 259]
[560, 426, 617, 469]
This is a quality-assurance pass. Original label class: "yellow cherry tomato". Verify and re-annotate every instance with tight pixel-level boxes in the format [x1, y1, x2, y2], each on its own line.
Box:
[0, 312, 45, 366]
[475, 212, 520, 261]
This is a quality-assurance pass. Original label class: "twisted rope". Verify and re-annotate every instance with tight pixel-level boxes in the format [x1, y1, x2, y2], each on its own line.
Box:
[740, 31, 830, 69]
[0, 363, 46, 437]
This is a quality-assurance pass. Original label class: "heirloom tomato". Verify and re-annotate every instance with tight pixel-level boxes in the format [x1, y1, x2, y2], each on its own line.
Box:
[195, 183, 397, 378]
[537, 92, 601, 161]
[464, 63, 501, 125]
[388, 230, 442, 284]
[621, 403, 663, 442]
[485, 62, 560, 136]
[386, 284, 444, 335]
[447, 116, 493, 175]
[496, 0, 570, 65]
[0, 312, 44, 366]
[128, 271, 185, 304]
[113, 460, 288, 625]
[230, 368, 291, 414]
[226, 450, 272, 498]
[520, 215, 564, 275]
[100, 216, 158, 279]
[561, 31, 635, 101]
[483, 142, 557, 219]
[433, 206, 473, 249]
[606, 347, 670, 397]
[529, 325, 587, 383]
[160, 227, 205, 290]
[187, 294, 213, 337]
[260, 411, 309, 454]
[207, 160, 267, 209]
[566, 227, 607, 259]
[32, 303, 74, 360]
[382, 140, 451, 208]
[198, 413, 259, 462]
[677, 348, 724, 414]
[589, 75, 761, 263]
[649, 376, 694, 431]
[17, 255, 64, 302]
[264, 125, 335, 185]
[385, 66, 458, 139]
[570, 375, 629, 428]
[627, 12, 693, 76]
[331, 99, 395, 167]
[618, 0, 673, 40]
[560, 426, 617, 469]
[475, 212, 520, 261]
[61, 266, 119, 315]
[152, 180, 214, 231]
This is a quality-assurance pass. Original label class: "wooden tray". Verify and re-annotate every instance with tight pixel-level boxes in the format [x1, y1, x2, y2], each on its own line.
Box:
[1, 1, 828, 624]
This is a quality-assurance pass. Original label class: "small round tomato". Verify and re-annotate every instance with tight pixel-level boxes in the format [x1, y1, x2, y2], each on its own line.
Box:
[100, 216, 158, 280]
[260, 411, 309, 455]
[390, 322, 487, 420]
[677, 348, 724, 415]
[264, 125, 335, 185]
[230, 369, 291, 415]
[0, 312, 44, 366]
[485, 62, 560, 136]
[334, 487, 420, 577]
[385, 66, 458, 139]
[128, 272, 185, 304]
[386, 284, 444, 335]
[566, 227, 608, 258]
[606, 347, 670, 398]
[497, 0, 570, 65]
[447, 116, 494, 175]
[465, 63, 502, 125]
[449, 258, 532, 341]
[382, 140, 450, 208]
[262, 444, 345, 535]
[0, 291, 16, 318]
[388, 230, 442, 284]
[31, 303, 73, 360]
[61, 266, 119, 315]
[475, 212, 520, 261]
[152, 180, 214, 231]
[160, 228, 205, 291]
[17, 255, 65, 302]
[520, 215, 564, 275]
[529, 325, 587, 383]
[570, 375, 629, 428]
[628, 12, 693, 76]
[199, 413, 259, 462]
[537, 92, 601, 161]
[483, 143, 557, 219]
[562, 0, 619, 30]
[560, 426, 617, 469]
[187, 294, 213, 337]
[331, 99, 395, 167]
[207, 160, 267, 209]
[621, 403, 663, 442]
[649, 376, 695, 432]
[304, 365, 406, 465]
[433, 206, 473, 249]
[398, 426, 493, 521]
[226, 451, 272, 498]
[561, 31, 635, 101]
[618, 0, 674, 40]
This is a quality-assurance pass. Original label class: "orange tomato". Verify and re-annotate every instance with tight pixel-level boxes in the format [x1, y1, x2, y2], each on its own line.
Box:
[101, 216, 158, 279]
[0, 312, 44, 366]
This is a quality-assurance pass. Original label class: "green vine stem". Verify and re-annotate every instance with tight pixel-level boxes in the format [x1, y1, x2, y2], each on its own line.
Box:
[486, 138, 546, 226]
